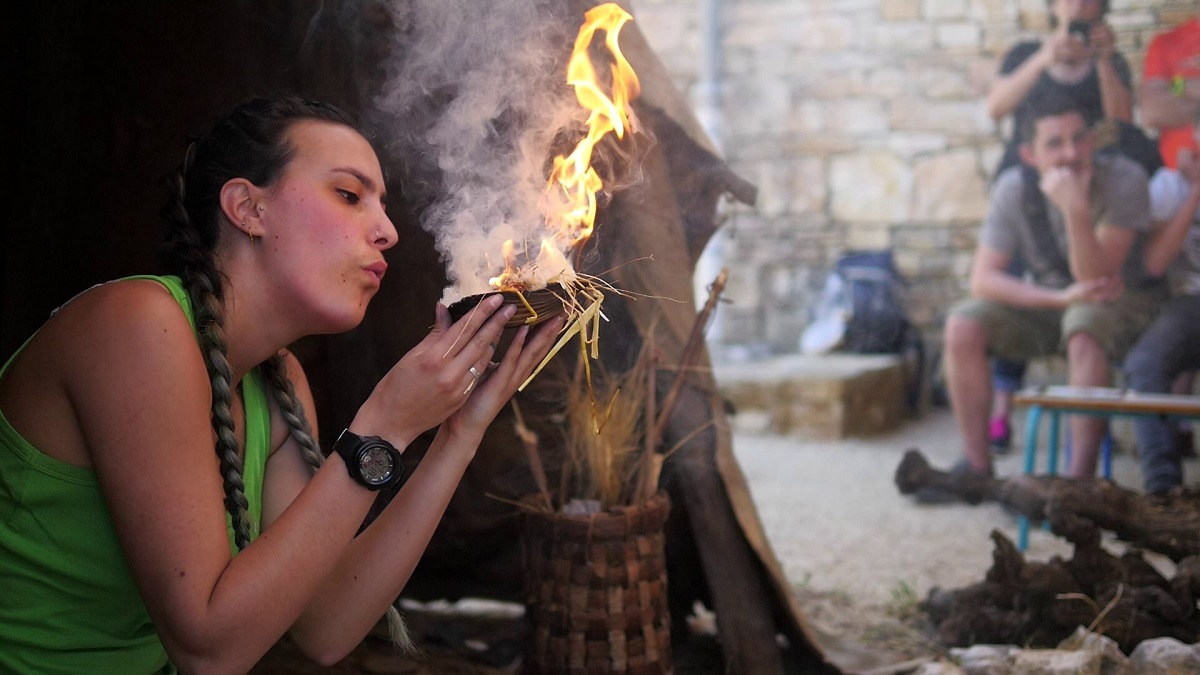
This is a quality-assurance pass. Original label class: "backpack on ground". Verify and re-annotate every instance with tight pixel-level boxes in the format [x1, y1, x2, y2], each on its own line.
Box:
[836, 251, 912, 354]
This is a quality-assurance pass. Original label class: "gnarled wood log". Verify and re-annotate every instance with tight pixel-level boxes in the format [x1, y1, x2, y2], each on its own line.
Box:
[896, 449, 1200, 652]
[894, 448, 1200, 561]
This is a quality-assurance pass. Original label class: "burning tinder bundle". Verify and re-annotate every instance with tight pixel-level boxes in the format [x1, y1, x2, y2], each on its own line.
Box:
[445, 2, 646, 391]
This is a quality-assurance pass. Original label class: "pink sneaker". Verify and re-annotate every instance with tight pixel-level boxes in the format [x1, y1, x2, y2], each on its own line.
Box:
[989, 417, 1011, 453]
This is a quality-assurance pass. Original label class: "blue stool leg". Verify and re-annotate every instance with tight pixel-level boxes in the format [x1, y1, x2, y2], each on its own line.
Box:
[1018, 405, 1044, 551]
[1023, 405, 1043, 475]
[1102, 429, 1113, 479]
[1039, 411, 1064, 536]
[1047, 411, 1061, 475]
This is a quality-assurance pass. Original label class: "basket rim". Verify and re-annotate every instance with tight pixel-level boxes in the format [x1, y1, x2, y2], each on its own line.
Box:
[522, 491, 671, 539]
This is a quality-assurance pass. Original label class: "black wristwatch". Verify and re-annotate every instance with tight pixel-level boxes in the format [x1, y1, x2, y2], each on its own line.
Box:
[332, 429, 405, 491]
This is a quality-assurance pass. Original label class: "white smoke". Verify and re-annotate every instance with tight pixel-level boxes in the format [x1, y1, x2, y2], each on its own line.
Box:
[374, 0, 595, 304]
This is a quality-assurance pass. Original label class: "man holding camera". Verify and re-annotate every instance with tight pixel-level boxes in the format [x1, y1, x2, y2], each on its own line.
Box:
[1140, 17, 1200, 168]
[986, 0, 1131, 177]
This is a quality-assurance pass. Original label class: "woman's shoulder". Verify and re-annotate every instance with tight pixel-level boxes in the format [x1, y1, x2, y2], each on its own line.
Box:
[57, 277, 191, 333]
[0, 278, 205, 467]
[37, 278, 201, 374]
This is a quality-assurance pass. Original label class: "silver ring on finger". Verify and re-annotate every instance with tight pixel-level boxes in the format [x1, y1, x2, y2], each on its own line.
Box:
[463, 366, 481, 395]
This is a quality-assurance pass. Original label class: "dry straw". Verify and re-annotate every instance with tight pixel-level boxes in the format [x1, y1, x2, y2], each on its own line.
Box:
[512, 268, 729, 512]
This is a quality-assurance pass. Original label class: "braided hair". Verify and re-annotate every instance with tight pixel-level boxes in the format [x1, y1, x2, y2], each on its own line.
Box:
[157, 96, 359, 550]
[159, 95, 412, 650]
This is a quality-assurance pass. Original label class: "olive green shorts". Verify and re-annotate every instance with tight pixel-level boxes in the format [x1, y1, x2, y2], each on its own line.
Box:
[947, 287, 1167, 363]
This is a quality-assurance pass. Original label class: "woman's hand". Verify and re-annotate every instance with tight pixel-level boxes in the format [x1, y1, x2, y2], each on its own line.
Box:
[351, 295, 517, 448]
[442, 315, 566, 442]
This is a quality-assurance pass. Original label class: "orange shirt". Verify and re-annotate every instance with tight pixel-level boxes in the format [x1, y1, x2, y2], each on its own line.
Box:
[1143, 18, 1200, 168]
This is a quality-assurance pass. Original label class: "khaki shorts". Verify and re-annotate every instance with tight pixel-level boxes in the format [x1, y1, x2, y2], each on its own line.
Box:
[948, 287, 1166, 363]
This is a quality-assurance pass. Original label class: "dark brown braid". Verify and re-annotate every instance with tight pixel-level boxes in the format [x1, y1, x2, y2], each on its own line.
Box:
[157, 96, 369, 551]
[259, 354, 323, 474]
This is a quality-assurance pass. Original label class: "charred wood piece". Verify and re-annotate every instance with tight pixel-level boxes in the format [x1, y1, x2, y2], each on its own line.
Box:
[894, 448, 1200, 561]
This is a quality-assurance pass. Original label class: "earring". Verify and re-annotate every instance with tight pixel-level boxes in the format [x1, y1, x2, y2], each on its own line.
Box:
[243, 223, 255, 244]
[257, 205, 264, 212]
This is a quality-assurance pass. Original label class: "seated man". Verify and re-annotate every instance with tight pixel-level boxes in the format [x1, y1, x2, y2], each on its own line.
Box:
[1125, 150, 1200, 494]
[928, 94, 1164, 497]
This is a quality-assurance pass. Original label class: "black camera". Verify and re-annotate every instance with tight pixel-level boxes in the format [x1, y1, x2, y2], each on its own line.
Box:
[1068, 19, 1092, 45]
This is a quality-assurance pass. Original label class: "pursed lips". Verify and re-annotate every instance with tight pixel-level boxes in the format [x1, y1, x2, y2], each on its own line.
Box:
[366, 261, 388, 284]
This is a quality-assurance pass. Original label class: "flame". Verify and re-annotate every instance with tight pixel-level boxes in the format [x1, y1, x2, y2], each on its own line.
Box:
[490, 2, 640, 291]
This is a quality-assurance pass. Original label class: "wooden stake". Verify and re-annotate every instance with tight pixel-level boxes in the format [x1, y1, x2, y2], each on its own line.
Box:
[651, 267, 729, 445]
[510, 400, 553, 511]
[634, 337, 660, 503]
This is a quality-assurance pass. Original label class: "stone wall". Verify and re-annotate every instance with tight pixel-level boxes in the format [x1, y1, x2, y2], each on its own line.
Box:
[631, 0, 1196, 355]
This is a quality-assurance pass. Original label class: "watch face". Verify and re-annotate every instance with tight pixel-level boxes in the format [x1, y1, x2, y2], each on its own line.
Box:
[358, 445, 395, 486]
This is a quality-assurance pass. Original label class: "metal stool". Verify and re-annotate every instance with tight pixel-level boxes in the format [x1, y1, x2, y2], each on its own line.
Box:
[1014, 386, 1200, 550]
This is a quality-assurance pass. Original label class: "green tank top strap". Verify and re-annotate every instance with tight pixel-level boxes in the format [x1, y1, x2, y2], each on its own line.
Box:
[122, 274, 196, 331]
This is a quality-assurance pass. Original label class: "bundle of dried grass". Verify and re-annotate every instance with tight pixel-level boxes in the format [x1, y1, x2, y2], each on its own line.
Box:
[511, 268, 728, 514]
[561, 353, 648, 509]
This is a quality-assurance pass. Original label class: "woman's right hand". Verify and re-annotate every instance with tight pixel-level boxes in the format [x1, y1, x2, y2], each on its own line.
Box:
[350, 295, 516, 449]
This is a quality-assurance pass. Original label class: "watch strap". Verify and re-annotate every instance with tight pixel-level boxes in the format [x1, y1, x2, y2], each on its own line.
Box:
[332, 429, 405, 491]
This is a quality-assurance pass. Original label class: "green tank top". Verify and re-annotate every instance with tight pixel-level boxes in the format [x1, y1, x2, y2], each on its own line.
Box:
[0, 275, 271, 675]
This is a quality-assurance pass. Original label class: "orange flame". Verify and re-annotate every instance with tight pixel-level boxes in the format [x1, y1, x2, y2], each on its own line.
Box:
[490, 2, 639, 290]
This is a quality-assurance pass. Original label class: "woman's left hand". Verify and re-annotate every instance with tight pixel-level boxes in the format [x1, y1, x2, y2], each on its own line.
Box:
[442, 316, 565, 441]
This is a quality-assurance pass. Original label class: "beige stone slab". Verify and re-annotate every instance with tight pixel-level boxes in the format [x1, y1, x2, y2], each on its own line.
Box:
[715, 354, 909, 439]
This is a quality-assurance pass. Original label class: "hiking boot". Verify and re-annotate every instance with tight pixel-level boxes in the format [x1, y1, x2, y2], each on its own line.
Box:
[913, 459, 993, 505]
[989, 417, 1011, 454]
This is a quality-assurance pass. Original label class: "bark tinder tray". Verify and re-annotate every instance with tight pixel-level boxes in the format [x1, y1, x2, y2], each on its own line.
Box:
[447, 287, 569, 328]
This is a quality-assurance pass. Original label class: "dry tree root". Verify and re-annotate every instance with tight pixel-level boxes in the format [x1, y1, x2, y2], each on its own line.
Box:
[896, 448, 1200, 652]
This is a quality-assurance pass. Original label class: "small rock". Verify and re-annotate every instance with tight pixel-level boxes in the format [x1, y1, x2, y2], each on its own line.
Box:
[913, 660, 966, 674]
[949, 644, 1017, 675]
[1011, 648, 1100, 674]
[1056, 627, 1131, 674]
[1128, 637, 1200, 673]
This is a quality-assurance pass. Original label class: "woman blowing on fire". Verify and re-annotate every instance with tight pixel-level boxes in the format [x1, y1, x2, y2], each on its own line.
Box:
[0, 95, 562, 673]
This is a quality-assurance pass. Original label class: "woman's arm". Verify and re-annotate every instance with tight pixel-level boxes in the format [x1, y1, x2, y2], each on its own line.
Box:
[72, 284, 518, 674]
[284, 316, 563, 663]
[71, 283, 374, 674]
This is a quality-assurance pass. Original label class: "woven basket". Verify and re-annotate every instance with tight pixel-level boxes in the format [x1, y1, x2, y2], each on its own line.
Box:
[522, 492, 673, 675]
